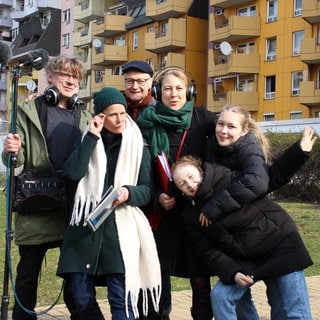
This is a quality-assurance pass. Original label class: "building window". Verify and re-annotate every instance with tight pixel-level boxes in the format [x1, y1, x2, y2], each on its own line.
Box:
[11, 28, 19, 40]
[146, 58, 153, 69]
[133, 32, 138, 50]
[63, 9, 70, 23]
[238, 79, 254, 92]
[266, 37, 276, 61]
[315, 111, 320, 118]
[158, 22, 168, 37]
[294, 0, 302, 16]
[265, 75, 276, 99]
[113, 66, 121, 75]
[317, 68, 320, 89]
[292, 71, 303, 96]
[238, 5, 256, 16]
[267, 0, 278, 22]
[236, 42, 254, 54]
[62, 33, 70, 48]
[293, 31, 304, 56]
[317, 26, 320, 45]
[40, 11, 51, 28]
[290, 112, 302, 119]
[263, 113, 275, 121]
[95, 71, 103, 83]
[114, 36, 125, 46]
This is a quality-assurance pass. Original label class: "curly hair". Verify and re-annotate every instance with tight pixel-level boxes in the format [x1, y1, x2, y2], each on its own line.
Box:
[45, 55, 85, 81]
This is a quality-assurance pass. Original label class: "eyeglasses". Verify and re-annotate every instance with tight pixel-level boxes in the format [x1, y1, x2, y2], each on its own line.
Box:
[57, 72, 80, 83]
[124, 78, 151, 87]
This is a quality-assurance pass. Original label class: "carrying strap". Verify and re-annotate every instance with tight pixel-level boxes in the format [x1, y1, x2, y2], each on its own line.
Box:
[175, 130, 188, 162]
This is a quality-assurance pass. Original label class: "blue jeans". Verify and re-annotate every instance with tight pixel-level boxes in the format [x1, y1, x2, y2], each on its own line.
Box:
[211, 280, 259, 320]
[264, 271, 312, 320]
[64, 273, 135, 320]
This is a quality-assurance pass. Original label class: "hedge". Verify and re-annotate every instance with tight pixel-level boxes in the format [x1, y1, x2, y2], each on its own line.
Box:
[265, 131, 320, 204]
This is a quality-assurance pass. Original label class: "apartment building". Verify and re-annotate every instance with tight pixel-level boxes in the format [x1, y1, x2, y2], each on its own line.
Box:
[4, 0, 320, 121]
[208, 0, 320, 121]
[73, 0, 208, 108]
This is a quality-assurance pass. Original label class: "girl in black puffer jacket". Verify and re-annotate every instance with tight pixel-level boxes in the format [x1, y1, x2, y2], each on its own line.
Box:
[172, 155, 313, 320]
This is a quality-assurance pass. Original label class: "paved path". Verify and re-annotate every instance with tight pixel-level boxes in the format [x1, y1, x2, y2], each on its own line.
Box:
[5, 275, 320, 319]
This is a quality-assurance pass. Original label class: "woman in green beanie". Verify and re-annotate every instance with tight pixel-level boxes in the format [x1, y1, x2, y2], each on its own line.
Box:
[57, 87, 161, 319]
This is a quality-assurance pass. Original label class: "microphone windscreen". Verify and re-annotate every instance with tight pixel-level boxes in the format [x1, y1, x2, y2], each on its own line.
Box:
[0, 41, 12, 66]
[29, 49, 49, 70]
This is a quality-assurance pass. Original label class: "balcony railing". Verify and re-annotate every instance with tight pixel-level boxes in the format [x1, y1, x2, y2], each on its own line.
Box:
[209, 15, 260, 42]
[146, 0, 193, 21]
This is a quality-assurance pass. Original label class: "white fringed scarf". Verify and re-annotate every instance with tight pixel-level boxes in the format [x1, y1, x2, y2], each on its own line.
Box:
[70, 115, 161, 318]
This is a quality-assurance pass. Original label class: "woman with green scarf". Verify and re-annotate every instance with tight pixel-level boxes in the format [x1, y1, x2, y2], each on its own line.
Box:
[137, 67, 217, 320]
[136, 67, 312, 320]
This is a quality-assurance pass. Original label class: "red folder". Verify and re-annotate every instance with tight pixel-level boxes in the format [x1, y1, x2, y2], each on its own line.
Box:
[155, 151, 173, 195]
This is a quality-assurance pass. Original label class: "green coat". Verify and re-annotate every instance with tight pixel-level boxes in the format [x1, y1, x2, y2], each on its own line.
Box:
[57, 132, 153, 276]
[2, 99, 92, 245]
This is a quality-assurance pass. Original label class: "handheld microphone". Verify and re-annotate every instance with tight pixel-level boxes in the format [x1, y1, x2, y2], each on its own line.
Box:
[18, 49, 49, 71]
[0, 40, 12, 67]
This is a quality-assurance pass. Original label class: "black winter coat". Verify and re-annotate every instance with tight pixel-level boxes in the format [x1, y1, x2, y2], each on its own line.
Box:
[203, 132, 270, 221]
[154, 106, 217, 277]
[183, 162, 313, 284]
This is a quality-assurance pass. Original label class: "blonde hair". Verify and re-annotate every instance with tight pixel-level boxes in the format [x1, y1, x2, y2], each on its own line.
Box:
[220, 104, 271, 162]
[156, 67, 189, 89]
[45, 55, 85, 81]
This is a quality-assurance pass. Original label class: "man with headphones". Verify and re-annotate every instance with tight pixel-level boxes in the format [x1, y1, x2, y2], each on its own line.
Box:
[2, 55, 92, 320]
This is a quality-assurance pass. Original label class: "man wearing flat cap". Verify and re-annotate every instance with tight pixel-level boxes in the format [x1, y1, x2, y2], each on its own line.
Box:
[122, 60, 156, 120]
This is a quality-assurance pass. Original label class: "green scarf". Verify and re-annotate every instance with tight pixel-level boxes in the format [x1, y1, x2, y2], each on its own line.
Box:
[137, 101, 193, 157]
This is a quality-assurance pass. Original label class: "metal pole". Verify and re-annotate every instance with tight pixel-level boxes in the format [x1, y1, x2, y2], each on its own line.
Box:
[1, 67, 20, 320]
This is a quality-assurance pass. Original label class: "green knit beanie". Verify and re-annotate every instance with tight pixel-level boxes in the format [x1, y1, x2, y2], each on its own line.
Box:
[93, 87, 127, 115]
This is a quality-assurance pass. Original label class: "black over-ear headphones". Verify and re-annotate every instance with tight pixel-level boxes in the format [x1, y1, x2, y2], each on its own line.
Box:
[44, 87, 80, 109]
[151, 66, 197, 102]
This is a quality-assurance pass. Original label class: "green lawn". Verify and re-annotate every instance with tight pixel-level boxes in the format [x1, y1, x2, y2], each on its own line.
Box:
[0, 193, 319, 308]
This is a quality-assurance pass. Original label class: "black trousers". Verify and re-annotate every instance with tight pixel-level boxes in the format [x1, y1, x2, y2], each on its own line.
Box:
[12, 241, 62, 320]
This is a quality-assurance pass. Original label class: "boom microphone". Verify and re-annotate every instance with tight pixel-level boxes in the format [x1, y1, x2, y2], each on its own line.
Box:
[18, 49, 49, 71]
[0, 40, 12, 66]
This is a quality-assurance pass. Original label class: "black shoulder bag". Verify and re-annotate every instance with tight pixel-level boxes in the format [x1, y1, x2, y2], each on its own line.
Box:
[12, 97, 82, 214]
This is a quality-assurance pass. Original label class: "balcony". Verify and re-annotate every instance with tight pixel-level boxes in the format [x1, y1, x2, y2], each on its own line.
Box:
[145, 18, 186, 53]
[75, 49, 92, 74]
[79, 76, 91, 100]
[209, 15, 260, 42]
[92, 14, 132, 38]
[302, 0, 320, 24]
[0, 17, 12, 28]
[154, 53, 186, 71]
[210, 0, 250, 9]
[0, 0, 13, 6]
[90, 70, 125, 92]
[74, 0, 104, 24]
[73, 24, 93, 47]
[11, 9, 24, 21]
[208, 51, 260, 77]
[300, 38, 320, 64]
[37, 0, 60, 9]
[212, 90, 258, 110]
[146, 0, 193, 21]
[299, 81, 320, 107]
[92, 45, 128, 66]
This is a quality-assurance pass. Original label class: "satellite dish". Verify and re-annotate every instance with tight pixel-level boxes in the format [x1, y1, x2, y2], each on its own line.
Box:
[26, 80, 37, 92]
[93, 39, 102, 48]
[220, 41, 233, 56]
